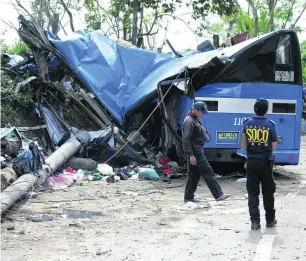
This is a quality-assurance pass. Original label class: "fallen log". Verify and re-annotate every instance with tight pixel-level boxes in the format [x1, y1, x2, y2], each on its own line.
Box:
[0, 131, 90, 215]
[0, 167, 18, 191]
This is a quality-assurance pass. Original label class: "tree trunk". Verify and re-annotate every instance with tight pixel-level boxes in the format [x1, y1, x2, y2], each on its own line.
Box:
[144, 23, 153, 50]
[132, 0, 139, 45]
[123, 27, 127, 40]
[227, 16, 237, 45]
[59, 0, 75, 32]
[247, 0, 258, 36]
[265, 0, 278, 33]
[50, 13, 60, 35]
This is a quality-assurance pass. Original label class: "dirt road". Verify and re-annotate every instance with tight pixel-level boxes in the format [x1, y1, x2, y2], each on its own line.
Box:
[1, 138, 306, 261]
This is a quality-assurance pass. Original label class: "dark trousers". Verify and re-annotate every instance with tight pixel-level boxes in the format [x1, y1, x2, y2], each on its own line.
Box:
[246, 158, 276, 223]
[184, 154, 223, 200]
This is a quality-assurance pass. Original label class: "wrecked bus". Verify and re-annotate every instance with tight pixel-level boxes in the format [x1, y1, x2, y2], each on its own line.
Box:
[12, 16, 303, 166]
[191, 31, 303, 165]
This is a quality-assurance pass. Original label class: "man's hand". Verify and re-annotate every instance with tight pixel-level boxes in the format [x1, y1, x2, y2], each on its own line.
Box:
[190, 156, 197, 166]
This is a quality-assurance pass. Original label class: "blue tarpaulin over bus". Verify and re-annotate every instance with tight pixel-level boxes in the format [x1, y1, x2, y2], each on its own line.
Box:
[49, 31, 173, 122]
[49, 30, 277, 123]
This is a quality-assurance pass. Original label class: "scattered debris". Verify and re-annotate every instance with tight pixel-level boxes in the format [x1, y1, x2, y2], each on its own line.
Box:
[26, 215, 54, 222]
[22, 191, 38, 200]
[236, 178, 247, 183]
[157, 219, 168, 226]
[138, 168, 160, 180]
[50, 204, 61, 209]
[97, 164, 114, 176]
[65, 158, 98, 171]
[1, 132, 90, 215]
[7, 226, 15, 231]
[65, 209, 103, 219]
[96, 250, 111, 256]
[69, 223, 82, 228]
[186, 201, 198, 210]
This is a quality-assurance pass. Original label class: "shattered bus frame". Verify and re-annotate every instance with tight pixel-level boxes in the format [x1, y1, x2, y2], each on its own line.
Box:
[14, 15, 303, 166]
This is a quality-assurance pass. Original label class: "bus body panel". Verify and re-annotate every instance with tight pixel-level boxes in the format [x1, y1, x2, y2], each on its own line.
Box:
[184, 82, 303, 165]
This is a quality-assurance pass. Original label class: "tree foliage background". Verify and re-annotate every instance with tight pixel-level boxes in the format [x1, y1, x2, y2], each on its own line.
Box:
[1, 0, 306, 81]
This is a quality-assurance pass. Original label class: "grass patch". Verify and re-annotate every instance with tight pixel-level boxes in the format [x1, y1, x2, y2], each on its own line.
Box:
[3, 41, 29, 55]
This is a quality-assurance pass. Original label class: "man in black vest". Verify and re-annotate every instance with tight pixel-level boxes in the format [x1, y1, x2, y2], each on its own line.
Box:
[241, 98, 278, 230]
[183, 101, 231, 202]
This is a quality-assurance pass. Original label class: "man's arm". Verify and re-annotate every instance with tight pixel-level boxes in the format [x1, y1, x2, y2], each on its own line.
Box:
[271, 125, 278, 151]
[241, 133, 248, 151]
[240, 124, 248, 151]
[182, 118, 195, 156]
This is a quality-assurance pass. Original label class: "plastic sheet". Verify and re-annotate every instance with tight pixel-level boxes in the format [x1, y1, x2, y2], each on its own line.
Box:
[48, 30, 282, 122]
[40, 104, 70, 146]
[138, 168, 160, 180]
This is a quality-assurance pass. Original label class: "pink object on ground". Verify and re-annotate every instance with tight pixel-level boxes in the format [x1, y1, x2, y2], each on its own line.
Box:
[159, 157, 171, 168]
[48, 174, 74, 190]
[163, 169, 173, 175]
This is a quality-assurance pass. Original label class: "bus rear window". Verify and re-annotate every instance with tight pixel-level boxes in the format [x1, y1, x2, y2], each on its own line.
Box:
[276, 35, 291, 65]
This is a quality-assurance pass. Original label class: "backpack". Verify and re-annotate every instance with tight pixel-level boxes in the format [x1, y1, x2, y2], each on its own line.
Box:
[12, 157, 31, 177]
[12, 142, 43, 177]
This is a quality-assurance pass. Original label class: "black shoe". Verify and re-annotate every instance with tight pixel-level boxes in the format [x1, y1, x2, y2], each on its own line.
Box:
[184, 198, 201, 203]
[251, 221, 261, 230]
[266, 219, 277, 228]
[216, 194, 231, 201]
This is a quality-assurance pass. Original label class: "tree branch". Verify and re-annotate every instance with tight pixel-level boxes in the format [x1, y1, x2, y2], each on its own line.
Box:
[291, 4, 306, 29]
[12, 0, 31, 16]
[110, 0, 121, 38]
[282, 0, 296, 29]
[138, 13, 195, 40]
[0, 19, 18, 31]
[59, 20, 68, 35]
[95, 0, 119, 38]
[144, 22, 153, 50]
[58, 0, 75, 31]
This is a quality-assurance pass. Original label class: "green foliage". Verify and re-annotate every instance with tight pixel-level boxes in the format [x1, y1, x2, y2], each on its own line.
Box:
[83, 0, 236, 42]
[211, 0, 304, 39]
[1, 72, 33, 118]
[84, 0, 102, 30]
[5, 41, 29, 55]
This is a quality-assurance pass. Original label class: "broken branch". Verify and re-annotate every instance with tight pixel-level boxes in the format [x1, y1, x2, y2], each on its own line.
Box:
[58, 0, 75, 31]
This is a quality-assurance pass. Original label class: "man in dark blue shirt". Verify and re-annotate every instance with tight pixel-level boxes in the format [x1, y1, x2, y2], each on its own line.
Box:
[241, 98, 278, 230]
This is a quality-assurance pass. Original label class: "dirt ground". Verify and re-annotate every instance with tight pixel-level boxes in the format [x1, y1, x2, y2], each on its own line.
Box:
[1, 137, 306, 261]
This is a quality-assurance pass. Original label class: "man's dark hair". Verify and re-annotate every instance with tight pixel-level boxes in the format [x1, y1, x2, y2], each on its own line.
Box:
[254, 99, 268, 116]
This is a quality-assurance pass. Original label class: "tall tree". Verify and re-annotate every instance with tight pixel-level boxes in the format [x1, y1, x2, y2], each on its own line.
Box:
[84, 0, 237, 46]
[209, 0, 305, 42]
[11, 0, 79, 35]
